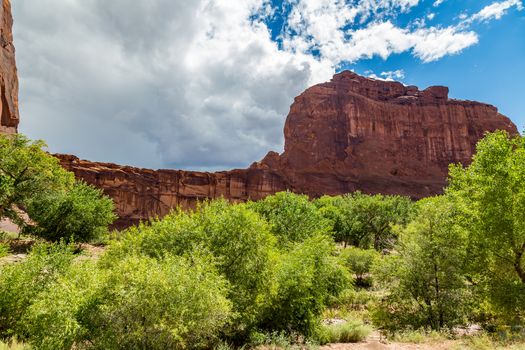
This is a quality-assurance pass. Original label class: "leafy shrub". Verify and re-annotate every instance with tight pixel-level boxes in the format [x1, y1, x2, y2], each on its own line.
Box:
[0, 243, 9, 258]
[317, 321, 371, 344]
[25, 181, 116, 243]
[259, 235, 351, 337]
[105, 200, 277, 337]
[0, 243, 75, 340]
[26, 253, 232, 350]
[249, 191, 332, 245]
[339, 247, 379, 287]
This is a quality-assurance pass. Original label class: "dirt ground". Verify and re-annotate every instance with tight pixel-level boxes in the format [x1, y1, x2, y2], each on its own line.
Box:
[321, 340, 459, 350]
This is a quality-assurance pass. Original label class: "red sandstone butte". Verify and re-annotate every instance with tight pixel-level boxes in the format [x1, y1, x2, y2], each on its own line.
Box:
[58, 71, 517, 227]
[0, 0, 19, 134]
[253, 71, 518, 198]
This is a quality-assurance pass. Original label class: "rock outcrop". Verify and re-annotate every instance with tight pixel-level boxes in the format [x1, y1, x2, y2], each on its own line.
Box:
[57, 155, 289, 228]
[253, 71, 518, 198]
[0, 0, 18, 134]
[58, 71, 518, 227]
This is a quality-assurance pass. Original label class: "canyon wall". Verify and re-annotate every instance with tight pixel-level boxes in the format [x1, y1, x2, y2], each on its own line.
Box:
[59, 71, 517, 228]
[57, 155, 289, 227]
[0, 0, 18, 134]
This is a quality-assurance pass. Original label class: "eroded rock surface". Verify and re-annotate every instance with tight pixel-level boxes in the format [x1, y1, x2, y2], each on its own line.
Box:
[253, 71, 518, 198]
[57, 155, 289, 228]
[0, 0, 18, 134]
[58, 71, 517, 227]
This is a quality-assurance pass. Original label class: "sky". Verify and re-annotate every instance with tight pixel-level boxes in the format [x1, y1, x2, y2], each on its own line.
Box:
[12, 0, 525, 171]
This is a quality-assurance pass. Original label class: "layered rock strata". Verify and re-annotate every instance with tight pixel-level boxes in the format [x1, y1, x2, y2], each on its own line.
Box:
[58, 71, 517, 227]
[0, 0, 18, 134]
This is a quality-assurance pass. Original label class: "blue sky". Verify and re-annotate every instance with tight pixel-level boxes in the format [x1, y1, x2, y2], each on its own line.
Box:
[265, 0, 524, 128]
[12, 0, 525, 170]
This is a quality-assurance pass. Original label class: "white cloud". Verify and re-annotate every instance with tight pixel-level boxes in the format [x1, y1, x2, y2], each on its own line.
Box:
[427, 13, 436, 20]
[367, 69, 405, 81]
[433, 0, 445, 7]
[10, 0, 520, 170]
[470, 0, 523, 22]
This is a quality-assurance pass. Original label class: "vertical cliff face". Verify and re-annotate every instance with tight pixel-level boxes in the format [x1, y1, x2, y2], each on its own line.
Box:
[57, 155, 289, 228]
[256, 71, 518, 198]
[0, 0, 18, 134]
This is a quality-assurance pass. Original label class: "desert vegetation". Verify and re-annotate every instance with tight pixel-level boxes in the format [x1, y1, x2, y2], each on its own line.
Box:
[1, 130, 525, 349]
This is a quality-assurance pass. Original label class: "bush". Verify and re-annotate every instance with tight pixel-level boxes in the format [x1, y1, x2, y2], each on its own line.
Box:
[317, 321, 371, 344]
[26, 253, 232, 350]
[249, 192, 332, 245]
[0, 243, 75, 340]
[26, 181, 116, 243]
[339, 247, 379, 287]
[259, 235, 351, 338]
[105, 199, 277, 337]
[0, 243, 9, 258]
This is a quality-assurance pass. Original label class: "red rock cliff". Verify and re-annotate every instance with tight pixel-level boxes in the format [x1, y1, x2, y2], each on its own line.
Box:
[254, 71, 517, 198]
[57, 155, 289, 228]
[0, 0, 18, 134]
[58, 71, 517, 228]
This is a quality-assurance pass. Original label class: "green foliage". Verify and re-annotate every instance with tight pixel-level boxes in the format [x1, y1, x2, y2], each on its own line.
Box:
[0, 243, 75, 340]
[25, 181, 116, 242]
[448, 131, 525, 321]
[0, 134, 74, 228]
[250, 191, 332, 244]
[0, 243, 9, 258]
[316, 321, 371, 344]
[316, 192, 413, 250]
[372, 196, 471, 332]
[0, 134, 115, 243]
[106, 199, 277, 336]
[25, 253, 231, 350]
[259, 235, 351, 337]
[339, 247, 379, 287]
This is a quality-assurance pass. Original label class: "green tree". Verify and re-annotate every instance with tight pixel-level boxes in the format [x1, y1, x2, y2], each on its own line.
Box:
[448, 130, 525, 320]
[249, 191, 332, 245]
[105, 199, 277, 337]
[25, 181, 116, 242]
[316, 192, 413, 250]
[0, 134, 74, 228]
[373, 197, 471, 331]
[0, 134, 115, 242]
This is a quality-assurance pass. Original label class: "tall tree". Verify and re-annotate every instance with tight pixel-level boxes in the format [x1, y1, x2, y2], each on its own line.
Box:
[448, 130, 525, 317]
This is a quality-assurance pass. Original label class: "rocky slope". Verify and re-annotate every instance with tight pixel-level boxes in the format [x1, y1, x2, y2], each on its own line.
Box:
[0, 0, 18, 134]
[58, 71, 517, 227]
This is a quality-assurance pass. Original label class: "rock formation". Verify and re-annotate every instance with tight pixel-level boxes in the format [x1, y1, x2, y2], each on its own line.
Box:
[0, 0, 517, 228]
[57, 155, 289, 228]
[253, 71, 518, 198]
[58, 71, 518, 227]
[0, 0, 19, 134]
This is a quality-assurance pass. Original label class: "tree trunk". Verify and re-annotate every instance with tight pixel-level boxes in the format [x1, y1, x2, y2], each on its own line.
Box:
[514, 243, 525, 284]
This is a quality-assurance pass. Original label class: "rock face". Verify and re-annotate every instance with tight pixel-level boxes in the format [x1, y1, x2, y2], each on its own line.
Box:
[0, 0, 18, 134]
[57, 155, 289, 228]
[253, 71, 518, 198]
[58, 71, 518, 228]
